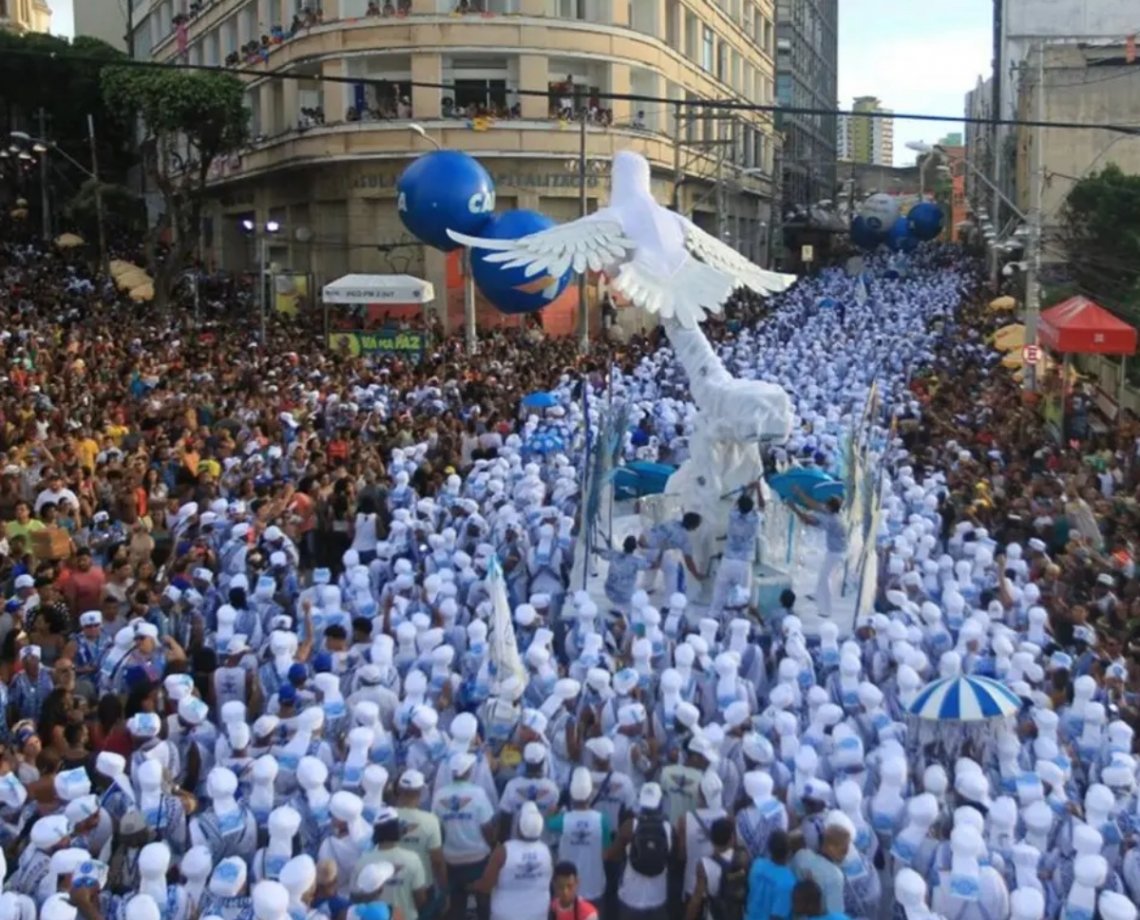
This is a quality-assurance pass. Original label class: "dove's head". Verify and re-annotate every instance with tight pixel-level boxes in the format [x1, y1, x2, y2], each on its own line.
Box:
[612, 151, 651, 196]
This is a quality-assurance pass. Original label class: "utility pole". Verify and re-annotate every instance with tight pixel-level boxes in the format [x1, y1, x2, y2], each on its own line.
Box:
[38, 108, 50, 242]
[730, 120, 741, 251]
[671, 101, 683, 210]
[1024, 41, 1044, 392]
[577, 109, 589, 354]
[258, 235, 268, 346]
[716, 121, 727, 241]
[463, 249, 477, 354]
[87, 114, 110, 277]
[769, 139, 783, 269]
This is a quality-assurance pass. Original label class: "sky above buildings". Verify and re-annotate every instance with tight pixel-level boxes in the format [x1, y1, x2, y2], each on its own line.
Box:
[53, 0, 993, 167]
[838, 0, 993, 165]
[52, 0, 74, 36]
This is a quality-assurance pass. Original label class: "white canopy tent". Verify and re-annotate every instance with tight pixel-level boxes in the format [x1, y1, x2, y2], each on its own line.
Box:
[321, 273, 434, 304]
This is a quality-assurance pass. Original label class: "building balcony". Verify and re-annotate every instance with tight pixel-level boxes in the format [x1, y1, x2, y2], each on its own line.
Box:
[152, 3, 775, 127]
[205, 116, 774, 200]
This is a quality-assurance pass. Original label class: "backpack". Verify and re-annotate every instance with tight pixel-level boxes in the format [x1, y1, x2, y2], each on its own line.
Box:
[628, 812, 669, 877]
[706, 849, 749, 920]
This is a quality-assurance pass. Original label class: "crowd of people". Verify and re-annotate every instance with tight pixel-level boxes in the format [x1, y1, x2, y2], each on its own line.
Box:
[0, 221, 1138, 920]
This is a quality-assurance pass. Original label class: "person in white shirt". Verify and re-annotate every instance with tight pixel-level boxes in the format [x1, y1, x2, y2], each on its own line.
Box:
[606, 783, 673, 920]
[35, 471, 79, 516]
[473, 802, 552, 920]
[431, 752, 496, 920]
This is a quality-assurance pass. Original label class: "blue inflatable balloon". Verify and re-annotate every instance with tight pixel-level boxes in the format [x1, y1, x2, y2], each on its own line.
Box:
[850, 216, 883, 251]
[469, 209, 573, 315]
[397, 151, 496, 251]
[887, 217, 917, 253]
[907, 201, 944, 241]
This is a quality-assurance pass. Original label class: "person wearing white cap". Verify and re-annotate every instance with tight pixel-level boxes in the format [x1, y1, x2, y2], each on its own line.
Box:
[583, 736, 637, 840]
[351, 806, 428, 920]
[545, 677, 582, 787]
[660, 737, 715, 826]
[527, 523, 566, 622]
[393, 769, 447, 905]
[181, 845, 215, 918]
[894, 868, 936, 920]
[606, 783, 673, 920]
[197, 856, 253, 920]
[612, 702, 656, 788]
[546, 767, 607, 905]
[40, 893, 79, 920]
[318, 791, 372, 898]
[433, 712, 499, 809]
[431, 751, 495, 920]
[929, 825, 1009, 920]
[498, 743, 560, 840]
[127, 842, 190, 920]
[827, 809, 881, 919]
[251, 879, 292, 920]
[10, 814, 70, 898]
[679, 770, 727, 900]
[111, 621, 174, 696]
[1100, 890, 1138, 920]
[65, 609, 109, 699]
[135, 758, 189, 855]
[708, 484, 764, 619]
[277, 855, 324, 920]
[788, 490, 847, 619]
[350, 861, 402, 920]
[189, 767, 258, 862]
[254, 807, 303, 883]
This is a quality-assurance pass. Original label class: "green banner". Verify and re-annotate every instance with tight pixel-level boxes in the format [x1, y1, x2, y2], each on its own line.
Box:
[328, 331, 424, 359]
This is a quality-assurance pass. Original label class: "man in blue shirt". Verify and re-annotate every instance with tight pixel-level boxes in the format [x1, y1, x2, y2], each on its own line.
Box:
[791, 491, 847, 619]
[790, 826, 848, 918]
[640, 512, 706, 601]
[746, 829, 796, 920]
[711, 483, 764, 619]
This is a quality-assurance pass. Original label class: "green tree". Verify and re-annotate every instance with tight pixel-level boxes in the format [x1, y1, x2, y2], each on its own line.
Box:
[0, 32, 133, 183]
[1060, 163, 1140, 321]
[65, 177, 144, 241]
[102, 66, 249, 308]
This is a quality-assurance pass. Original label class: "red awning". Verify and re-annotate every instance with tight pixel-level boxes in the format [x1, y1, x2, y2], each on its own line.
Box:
[1037, 296, 1138, 355]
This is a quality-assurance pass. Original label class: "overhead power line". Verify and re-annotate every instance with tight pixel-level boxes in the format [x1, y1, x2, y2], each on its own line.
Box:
[7, 45, 1140, 136]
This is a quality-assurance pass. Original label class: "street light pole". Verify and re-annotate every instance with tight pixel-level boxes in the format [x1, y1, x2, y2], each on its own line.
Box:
[577, 109, 589, 355]
[87, 114, 110, 277]
[1024, 42, 1045, 392]
[38, 108, 50, 242]
[259, 234, 269, 347]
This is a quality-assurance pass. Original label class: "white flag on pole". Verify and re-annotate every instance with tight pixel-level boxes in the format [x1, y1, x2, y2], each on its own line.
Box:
[486, 555, 526, 689]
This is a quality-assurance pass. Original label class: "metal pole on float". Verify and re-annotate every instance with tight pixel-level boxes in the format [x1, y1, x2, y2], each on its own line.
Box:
[577, 110, 589, 355]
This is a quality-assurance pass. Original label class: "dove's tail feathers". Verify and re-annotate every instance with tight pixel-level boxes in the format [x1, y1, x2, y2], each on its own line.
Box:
[446, 229, 516, 250]
[611, 256, 735, 330]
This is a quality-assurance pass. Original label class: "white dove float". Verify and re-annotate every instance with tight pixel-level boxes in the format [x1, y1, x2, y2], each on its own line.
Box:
[449, 150, 798, 579]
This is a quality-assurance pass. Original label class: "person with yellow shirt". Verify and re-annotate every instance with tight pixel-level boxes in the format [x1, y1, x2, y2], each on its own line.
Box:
[73, 428, 100, 473]
[104, 422, 129, 447]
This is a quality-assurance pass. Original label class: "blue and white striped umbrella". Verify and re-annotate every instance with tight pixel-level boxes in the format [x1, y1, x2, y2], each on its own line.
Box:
[908, 676, 1022, 722]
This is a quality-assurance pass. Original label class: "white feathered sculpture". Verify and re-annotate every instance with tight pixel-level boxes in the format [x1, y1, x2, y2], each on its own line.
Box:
[450, 150, 798, 586]
[448, 150, 793, 329]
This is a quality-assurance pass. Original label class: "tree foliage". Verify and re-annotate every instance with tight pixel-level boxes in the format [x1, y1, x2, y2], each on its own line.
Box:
[1060, 163, 1140, 320]
[102, 66, 249, 307]
[65, 178, 145, 241]
[0, 32, 133, 182]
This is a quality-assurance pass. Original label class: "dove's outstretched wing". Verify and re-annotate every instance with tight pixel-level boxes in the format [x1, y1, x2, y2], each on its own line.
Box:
[447, 211, 635, 280]
[679, 217, 798, 295]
